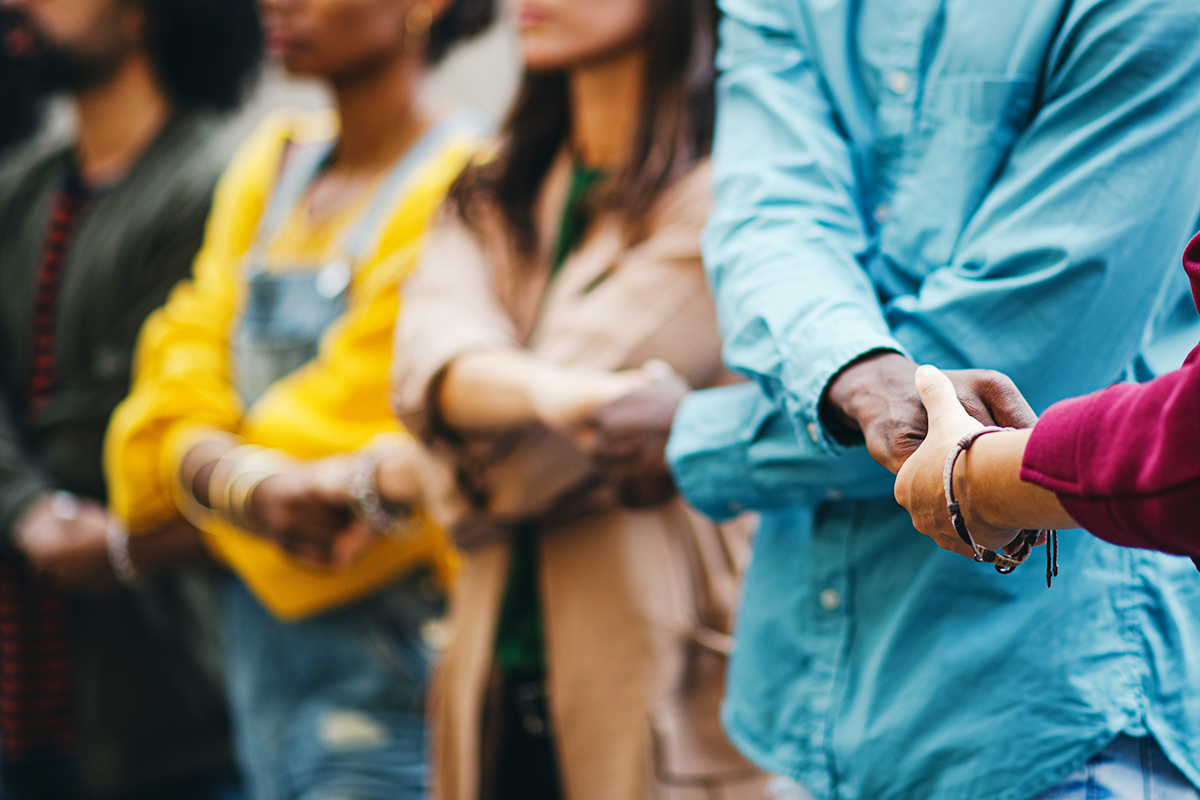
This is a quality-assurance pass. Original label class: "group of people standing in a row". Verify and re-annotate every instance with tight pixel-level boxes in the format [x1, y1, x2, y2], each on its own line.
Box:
[1, 0, 1199, 799]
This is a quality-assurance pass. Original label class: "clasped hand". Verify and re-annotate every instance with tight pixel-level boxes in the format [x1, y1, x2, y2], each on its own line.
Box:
[826, 352, 1036, 557]
[534, 359, 690, 509]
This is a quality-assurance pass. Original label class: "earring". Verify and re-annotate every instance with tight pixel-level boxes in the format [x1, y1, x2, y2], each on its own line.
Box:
[405, 4, 434, 38]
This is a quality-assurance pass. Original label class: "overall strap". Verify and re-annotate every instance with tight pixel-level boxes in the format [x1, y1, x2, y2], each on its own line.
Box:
[245, 139, 335, 274]
[340, 110, 491, 263]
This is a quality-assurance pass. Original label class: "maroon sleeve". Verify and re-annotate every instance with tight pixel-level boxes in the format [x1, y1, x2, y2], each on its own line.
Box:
[1020, 232, 1200, 561]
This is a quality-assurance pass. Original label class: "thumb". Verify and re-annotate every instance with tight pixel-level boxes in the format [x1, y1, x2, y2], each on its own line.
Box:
[914, 365, 974, 430]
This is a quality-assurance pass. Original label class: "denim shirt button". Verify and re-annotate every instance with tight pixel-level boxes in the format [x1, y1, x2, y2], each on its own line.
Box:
[806, 422, 821, 443]
[727, 501, 745, 514]
[887, 70, 911, 95]
[825, 488, 845, 502]
[873, 202, 892, 224]
[819, 588, 842, 611]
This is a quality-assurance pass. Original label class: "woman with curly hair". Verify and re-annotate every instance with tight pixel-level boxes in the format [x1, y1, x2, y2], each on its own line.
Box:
[105, 0, 494, 797]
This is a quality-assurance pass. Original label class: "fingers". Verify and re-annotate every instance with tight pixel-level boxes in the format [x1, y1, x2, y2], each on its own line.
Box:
[914, 365, 975, 429]
[973, 371, 1038, 429]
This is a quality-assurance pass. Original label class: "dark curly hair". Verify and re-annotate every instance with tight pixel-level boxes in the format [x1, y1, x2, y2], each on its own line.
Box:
[428, 0, 497, 65]
[143, 0, 263, 112]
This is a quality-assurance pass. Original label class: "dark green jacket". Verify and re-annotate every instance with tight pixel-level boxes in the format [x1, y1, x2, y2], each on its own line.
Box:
[0, 111, 237, 798]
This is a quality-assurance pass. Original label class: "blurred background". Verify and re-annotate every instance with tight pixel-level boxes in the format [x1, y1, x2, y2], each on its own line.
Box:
[39, 17, 521, 152]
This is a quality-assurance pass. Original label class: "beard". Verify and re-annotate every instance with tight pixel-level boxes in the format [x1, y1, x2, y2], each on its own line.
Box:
[0, 5, 132, 135]
[0, 11, 47, 151]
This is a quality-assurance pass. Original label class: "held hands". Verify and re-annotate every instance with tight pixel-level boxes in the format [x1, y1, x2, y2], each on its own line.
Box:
[13, 492, 119, 594]
[825, 352, 1037, 474]
[585, 361, 690, 508]
[249, 456, 375, 567]
[528, 358, 690, 509]
[532, 365, 657, 432]
[894, 366, 1026, 556]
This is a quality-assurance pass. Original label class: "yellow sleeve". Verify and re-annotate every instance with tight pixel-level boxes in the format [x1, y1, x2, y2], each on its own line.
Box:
[104, 115, 295, 534]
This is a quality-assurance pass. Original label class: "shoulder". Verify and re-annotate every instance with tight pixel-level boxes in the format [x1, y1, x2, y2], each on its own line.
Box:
[0, 136, 69, 204]
[208, 108, 337, 204]
[645, 159, 713, 239]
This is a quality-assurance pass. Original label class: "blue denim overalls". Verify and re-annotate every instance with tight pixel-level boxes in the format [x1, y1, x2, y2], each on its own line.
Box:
[220, 113, 486, 800]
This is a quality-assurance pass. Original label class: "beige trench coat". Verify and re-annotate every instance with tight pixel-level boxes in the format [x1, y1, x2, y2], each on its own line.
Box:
[393, 155, 768, 800]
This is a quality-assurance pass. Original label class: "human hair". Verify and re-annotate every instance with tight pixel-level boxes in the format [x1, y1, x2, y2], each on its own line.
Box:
[428, 0, 497, 66]
[143, 0, 263, 112]
[0, 15, 44, 151]
[451, 0, 718, 253]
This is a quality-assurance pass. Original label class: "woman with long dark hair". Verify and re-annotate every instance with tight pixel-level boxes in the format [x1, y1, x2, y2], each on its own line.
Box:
[105, 0, 493, 797]
[392, 0, 768, 797]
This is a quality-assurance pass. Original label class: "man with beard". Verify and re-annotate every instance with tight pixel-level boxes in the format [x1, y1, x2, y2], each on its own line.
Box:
[0, 0, 261, 797]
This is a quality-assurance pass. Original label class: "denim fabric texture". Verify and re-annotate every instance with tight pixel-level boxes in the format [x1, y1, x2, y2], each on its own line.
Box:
[1032, 737, 1199, 800]
[667, 0, 1200, 798]
[221, 572, 445, 800]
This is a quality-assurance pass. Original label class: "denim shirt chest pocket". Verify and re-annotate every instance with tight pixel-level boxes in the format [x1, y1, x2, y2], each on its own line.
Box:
[878, 74, 1038, 289]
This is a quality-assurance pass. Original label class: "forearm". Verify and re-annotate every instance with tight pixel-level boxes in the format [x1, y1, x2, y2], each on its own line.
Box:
[959, 429, 1079, 532]
[438, 350, 547, 431]
[438, 350, 640, 433]
[128, 517, 214, 574]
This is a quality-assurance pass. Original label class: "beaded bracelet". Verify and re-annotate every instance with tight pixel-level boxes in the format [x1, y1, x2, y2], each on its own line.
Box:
[346, 436, 423, 543]
[943, 426, 1059, 587]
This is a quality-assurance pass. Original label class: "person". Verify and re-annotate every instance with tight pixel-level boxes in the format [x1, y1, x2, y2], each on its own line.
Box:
[0, 0, 260, 797]
[103, 0, 494, 797]
[390, 0, 769, 797]
[894, 230, 1200, 567]
[664, 0, 1200, 798]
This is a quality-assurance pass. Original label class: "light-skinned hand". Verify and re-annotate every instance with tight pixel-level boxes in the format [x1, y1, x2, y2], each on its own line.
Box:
[894, 365, 1024, 556]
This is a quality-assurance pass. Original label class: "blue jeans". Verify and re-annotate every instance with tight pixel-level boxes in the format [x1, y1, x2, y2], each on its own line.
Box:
[766, 736, 1197, 800]
[222, 571, 444, 800]
[1033, 736, 1198, 800]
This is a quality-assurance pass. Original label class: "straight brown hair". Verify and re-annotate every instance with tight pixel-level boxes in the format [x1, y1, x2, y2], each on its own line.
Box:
[451, 0, 718, 253]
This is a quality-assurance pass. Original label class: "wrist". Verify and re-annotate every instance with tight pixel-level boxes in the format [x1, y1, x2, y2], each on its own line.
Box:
[347, 437, 422, 541]
[376, 452, 420, 507]
[958, 429, 1039, 531]
[105, 518, 140, 586]
[824, 351, 914, 431]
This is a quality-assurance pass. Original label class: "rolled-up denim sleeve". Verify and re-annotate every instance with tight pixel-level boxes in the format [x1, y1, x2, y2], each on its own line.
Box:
[667, 382, 893, 522]
[886, 0, 1200, 411]
[702, 0, 906, 454]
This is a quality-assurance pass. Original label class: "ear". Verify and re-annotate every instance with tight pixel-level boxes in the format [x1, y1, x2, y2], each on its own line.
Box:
[121, 0, 150, 51]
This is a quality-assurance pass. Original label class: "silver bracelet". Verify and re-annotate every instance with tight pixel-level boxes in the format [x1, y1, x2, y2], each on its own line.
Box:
[105, 517, 140, 587]
[346, 444, 424, 543]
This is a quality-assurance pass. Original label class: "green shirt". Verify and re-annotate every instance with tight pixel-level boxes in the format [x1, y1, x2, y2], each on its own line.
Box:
[493, 161, 604, 675]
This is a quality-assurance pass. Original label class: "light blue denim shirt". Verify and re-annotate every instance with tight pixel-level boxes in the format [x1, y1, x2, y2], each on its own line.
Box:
[667, 1, 1200, 799]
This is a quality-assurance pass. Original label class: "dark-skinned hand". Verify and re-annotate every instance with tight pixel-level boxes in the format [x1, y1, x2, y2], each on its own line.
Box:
[249, 456, 374, 567]
[586, 361, 690, 508]
[13, 493, 117, 595]
[823, 351, 1037, 475]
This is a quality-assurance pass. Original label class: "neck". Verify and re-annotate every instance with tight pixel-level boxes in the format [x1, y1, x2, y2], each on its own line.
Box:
[329, 52, 427, 174]
[74, 52, 171, 186]
[568, 47, 646, 169]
